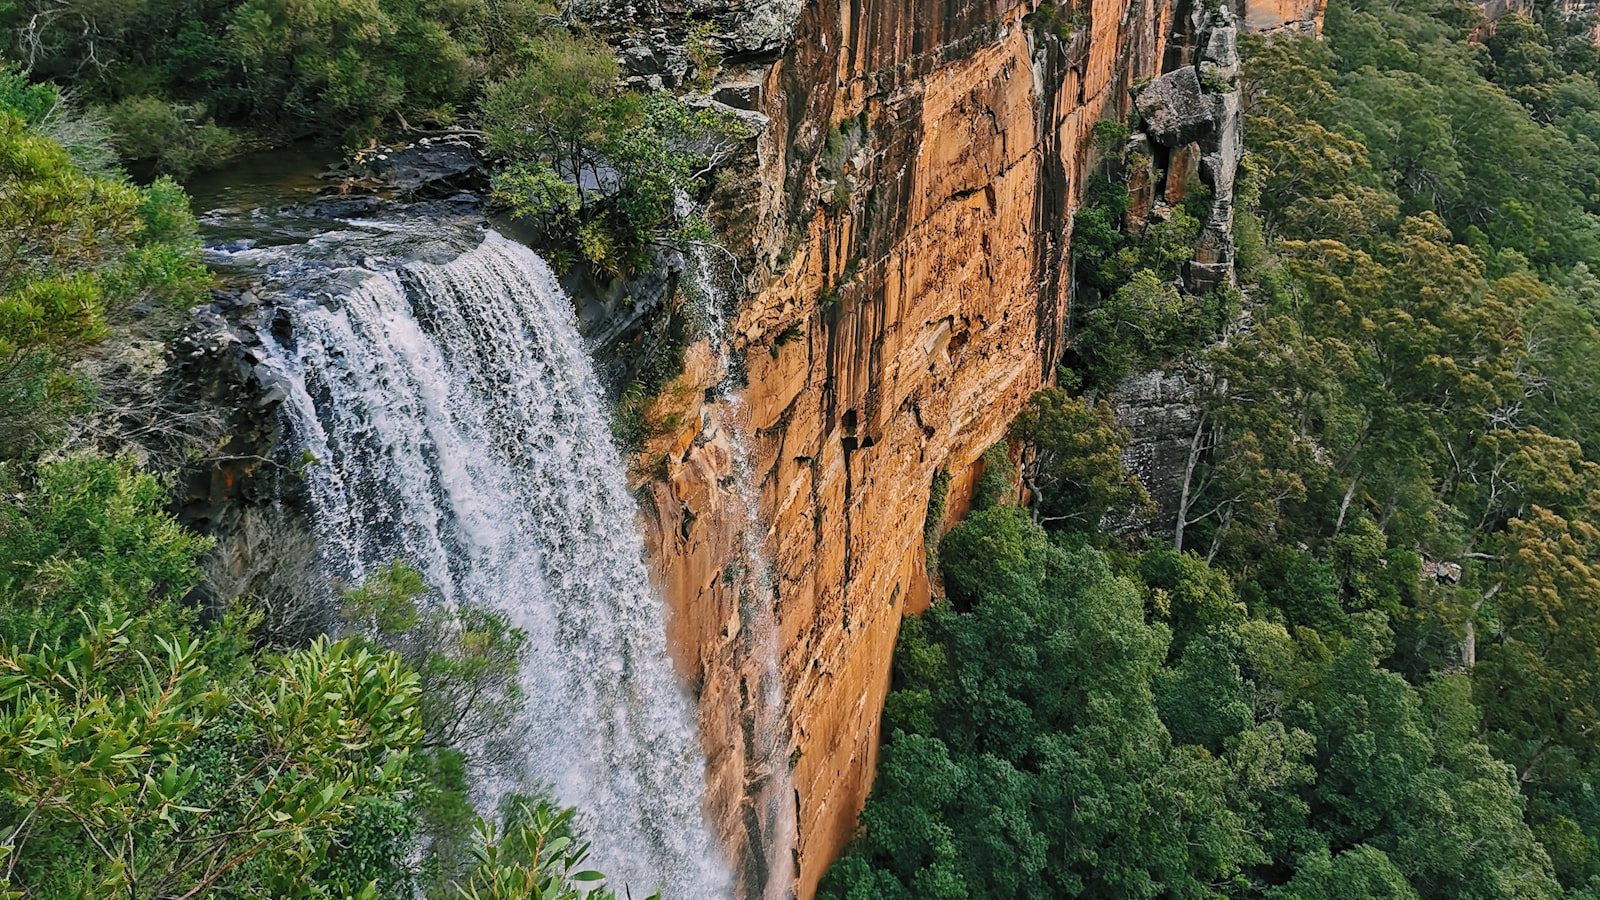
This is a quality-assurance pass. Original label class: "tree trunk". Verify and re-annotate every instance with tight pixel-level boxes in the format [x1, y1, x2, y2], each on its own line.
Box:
[1334, 473, 1361, 535]
[1174, 411, 1207, 553]
[1461, 581, 1500, 670]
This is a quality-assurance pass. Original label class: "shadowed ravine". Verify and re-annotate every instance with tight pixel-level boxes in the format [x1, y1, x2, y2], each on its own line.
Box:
[258, 229, 732, 898]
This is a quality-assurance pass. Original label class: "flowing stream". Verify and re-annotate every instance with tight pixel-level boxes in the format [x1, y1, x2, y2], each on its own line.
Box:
[254, 227, 731, 898]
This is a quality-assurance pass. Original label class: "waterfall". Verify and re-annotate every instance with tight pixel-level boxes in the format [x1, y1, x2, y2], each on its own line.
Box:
[686, 247, 798, 900]
[259, 228, 731, 898]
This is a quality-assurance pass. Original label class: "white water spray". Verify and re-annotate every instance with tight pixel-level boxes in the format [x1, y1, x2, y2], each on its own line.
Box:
[260, 229, 732, 898]
[686, 246, 798, 900]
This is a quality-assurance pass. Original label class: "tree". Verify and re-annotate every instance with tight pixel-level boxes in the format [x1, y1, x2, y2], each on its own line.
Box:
[341, 561, 528, 760]
[1267, 846, 1418, 900]
[0, 457, 424, 897]
[483, 28, 748, 277]
[826, 508, 1257, 899]
[1474, 508, 1600, 789]
[1010, 387, 1148, 531]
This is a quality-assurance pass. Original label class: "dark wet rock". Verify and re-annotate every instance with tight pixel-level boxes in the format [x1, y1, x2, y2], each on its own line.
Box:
[169, 291, 288, 531]
[360, 139, 486, 199]
[306, 194, 385, 218]
[574, 0, 803, 64]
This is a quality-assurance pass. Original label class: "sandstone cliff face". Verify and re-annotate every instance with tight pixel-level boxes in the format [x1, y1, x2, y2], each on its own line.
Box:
[588, 0, 1213, 896]
[1235, 0, 1325, 37]
[618, 0, 1194, 895]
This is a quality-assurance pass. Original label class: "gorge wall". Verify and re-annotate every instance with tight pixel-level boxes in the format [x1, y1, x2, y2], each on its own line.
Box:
[644, 0, 1172, 890]
[581, 0, 1302, 896]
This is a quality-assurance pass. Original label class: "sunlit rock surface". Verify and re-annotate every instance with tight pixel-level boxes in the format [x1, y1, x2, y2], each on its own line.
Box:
[581, 0, 1284, 894]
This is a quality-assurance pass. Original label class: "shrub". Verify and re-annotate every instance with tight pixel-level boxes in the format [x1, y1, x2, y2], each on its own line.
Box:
[102, 95, 239, 176]
[972, 443, 1018, 511]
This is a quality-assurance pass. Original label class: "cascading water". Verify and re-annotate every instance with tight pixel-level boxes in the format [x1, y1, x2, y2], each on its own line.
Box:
[685, 247, 798, 900]
[255, 227, 731, 898]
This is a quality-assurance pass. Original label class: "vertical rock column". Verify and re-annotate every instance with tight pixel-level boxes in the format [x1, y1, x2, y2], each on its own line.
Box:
[1130, 5, 1244, 294]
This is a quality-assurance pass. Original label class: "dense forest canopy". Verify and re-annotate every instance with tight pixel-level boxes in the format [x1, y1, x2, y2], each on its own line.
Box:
[823, 0, 1600, 896]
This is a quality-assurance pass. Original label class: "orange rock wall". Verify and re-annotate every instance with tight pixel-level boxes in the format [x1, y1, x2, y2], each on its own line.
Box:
[1237, 0, 1326, 36]
[638, 1, 1181, 896]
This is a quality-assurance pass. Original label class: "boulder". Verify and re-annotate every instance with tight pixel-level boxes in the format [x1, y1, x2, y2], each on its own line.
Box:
[1134, 67, 1215, 148]
[1199, 9, 1241, 81]
[712, 81, 763, 111]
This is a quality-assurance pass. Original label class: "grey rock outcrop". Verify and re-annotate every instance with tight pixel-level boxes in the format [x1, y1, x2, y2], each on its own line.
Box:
[1187, 8, 1244, 294]
[358, 138, 486, 199]
[1134, 67, 1215, 148]
[1122, 8, 1243, 293]
[572, 0, 804, 89]
[1111, 368, 1204, 533]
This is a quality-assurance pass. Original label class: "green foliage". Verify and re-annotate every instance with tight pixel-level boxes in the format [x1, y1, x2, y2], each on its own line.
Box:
[0, 457, 424, 896]
[0, 456, 205, 650]
[2, 0, 555, 152]
[834, 508, 1564, 898]
[341, 561, 528, 756]
[1009, 386, 1148, 531]
[1090, 118, 1130, 154]
[0, 62, 639, 900]
[1024, 1, 1084, 42]
[972, 443, 1018, 512]
[831, 514, 1261, 898]
[452, 797, 657, 900]
[102, 95, 239, 176]
[923, 469, 951, 572]
[1196, 14, 1600, 862]
[0, 69, 209, 458]
[0, 458, 614, 898]
[1068, 180, 1235, 385]
[936, 505, 1051, 609]
[1266, 846, 1418, 900]
[484, 28, 750, 278]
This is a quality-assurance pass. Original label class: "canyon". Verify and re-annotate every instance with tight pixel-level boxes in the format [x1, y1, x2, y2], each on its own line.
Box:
[576, 0, 1319, 894]
[171, 0, 1320, 892]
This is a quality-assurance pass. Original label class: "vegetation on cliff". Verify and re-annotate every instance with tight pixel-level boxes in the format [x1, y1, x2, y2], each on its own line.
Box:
[827, 0, 1600, 896]
[0, 0, 739, 279]
[826, 487, 1560, 899]
[0, 0, 546, 164]
[481, 29, 748, 277]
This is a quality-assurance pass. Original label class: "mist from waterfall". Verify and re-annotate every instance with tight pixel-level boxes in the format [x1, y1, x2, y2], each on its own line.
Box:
[686, 247, 798, 900]
[258, 228, 731, 898]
